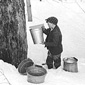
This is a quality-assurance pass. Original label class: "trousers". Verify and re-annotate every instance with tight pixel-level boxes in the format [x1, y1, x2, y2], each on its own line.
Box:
[46, 51, 61, 69]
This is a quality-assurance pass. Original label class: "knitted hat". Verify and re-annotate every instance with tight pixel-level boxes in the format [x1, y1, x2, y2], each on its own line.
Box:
[45, 17, 58, 25]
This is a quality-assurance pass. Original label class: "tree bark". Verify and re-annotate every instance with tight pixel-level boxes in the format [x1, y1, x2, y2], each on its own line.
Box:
[0, 0, 28, 68]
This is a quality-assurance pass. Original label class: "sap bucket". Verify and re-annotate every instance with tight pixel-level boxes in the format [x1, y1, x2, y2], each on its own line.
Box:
[29, 24, 44, 44]
[26, 65, 47, 84]
[63, 57, 78, 73]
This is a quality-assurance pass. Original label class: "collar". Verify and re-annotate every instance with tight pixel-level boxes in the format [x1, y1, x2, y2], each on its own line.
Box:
[50, 25, 57, 31]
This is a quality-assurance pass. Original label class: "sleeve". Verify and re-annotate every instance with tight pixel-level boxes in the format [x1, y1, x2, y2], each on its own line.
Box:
[45, 31, 59, 46]
[43, 28, 50, 35]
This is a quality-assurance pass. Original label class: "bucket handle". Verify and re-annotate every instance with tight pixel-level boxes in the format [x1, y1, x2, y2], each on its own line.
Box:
[73, 57, 78, 61]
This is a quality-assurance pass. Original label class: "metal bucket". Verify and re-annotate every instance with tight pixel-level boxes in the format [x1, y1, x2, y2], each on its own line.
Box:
[26, 65, 47, 84]
[29, 24, 44, 44]
[63, 57, 78, 72]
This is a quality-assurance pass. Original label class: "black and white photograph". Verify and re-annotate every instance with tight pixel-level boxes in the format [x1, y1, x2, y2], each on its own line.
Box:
[0, 0, 85, 85]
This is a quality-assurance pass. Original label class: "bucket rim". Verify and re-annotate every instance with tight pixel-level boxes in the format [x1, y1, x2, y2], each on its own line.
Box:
[63, 57, 78, 63]
[29, 28, 42, 31]
[29, 24, 44, 30]
[26, 65, 47, 76]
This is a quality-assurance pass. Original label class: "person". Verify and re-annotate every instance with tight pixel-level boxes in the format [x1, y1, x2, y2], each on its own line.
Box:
[42, 16, 63, 69]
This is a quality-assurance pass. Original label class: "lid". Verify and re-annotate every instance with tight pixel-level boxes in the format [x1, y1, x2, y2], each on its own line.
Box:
[18, 58, 34, 75]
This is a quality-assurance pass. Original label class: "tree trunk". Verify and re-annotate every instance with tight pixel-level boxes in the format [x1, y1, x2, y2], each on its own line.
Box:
[0, 0, 28, 68]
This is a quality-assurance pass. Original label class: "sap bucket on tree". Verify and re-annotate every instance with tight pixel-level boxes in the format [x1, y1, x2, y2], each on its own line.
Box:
[29, 24, 44, 44]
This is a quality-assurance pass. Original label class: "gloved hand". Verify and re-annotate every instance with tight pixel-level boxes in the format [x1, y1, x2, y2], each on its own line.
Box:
[41, 25, 46, 31]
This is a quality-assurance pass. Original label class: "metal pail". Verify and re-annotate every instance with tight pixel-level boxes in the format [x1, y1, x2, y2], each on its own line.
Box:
[29, 24, 44, 44]
[63, 57, 78, 72]
[26, 65, 47, 84]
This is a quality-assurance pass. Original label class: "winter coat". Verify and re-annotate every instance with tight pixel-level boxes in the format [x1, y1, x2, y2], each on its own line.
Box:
[43, 25, 63, 55]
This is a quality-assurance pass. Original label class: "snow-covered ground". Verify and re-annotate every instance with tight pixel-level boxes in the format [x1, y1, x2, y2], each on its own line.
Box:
[0, 0, 85, 85]
[0, 59, 85, 85]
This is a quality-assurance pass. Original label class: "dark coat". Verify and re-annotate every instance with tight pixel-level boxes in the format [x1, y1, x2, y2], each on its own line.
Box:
[43, 25, 63, 55]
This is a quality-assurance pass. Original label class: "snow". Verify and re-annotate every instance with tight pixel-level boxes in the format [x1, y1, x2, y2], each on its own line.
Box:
[0, 0, 85, 85]
[25, 0, 85, 64]
[0, 60, 85, 85]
